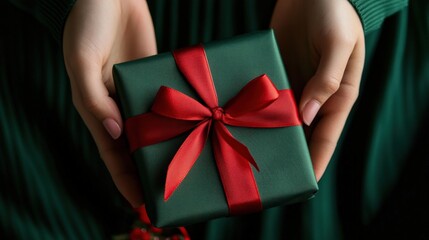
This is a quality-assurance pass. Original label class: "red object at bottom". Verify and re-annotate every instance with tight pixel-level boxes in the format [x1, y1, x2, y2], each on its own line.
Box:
[132, 205, 190, 240]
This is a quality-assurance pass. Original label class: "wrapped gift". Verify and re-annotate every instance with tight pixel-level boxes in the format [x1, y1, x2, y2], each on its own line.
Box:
[113, 30, 318, 227]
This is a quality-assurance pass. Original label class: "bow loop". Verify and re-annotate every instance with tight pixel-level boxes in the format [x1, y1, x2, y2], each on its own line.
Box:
[125, 45, 301, 215]
[223, 74, 279, 117]
[151, 86, 211, 120]
[126, 113, 199, 151]
[222, 89, 301, 127]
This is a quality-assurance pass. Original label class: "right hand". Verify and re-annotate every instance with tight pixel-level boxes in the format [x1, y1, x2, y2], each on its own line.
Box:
[63, 0, 157, 207]
[270, 0, 365, 181]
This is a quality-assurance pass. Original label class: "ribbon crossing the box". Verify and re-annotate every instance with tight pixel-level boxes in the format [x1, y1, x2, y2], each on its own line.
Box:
[125, 45, 301, 215]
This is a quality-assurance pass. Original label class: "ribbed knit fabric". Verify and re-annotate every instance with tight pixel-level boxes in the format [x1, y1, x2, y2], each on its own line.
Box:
[147, 0, 275, 51]
[7, 0, 76, 43]
[1, 2, 135, 239]
[8, 0, 410, 44]
[349, 0, 408, 33]
[4, 0, 427, 239]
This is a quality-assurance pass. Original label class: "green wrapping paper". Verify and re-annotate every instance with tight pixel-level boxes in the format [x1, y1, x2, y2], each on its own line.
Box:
[113, 30, 318, 227]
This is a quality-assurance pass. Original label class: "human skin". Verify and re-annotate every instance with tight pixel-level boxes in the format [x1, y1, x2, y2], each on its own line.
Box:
[271, 0, 365, 181]
[63, 0, 156, 207]
[63, 0, 364, 207]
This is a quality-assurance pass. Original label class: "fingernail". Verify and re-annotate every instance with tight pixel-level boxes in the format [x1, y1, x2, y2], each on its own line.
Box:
[103, 118, 121, 139]
[302, 100, 321, 126]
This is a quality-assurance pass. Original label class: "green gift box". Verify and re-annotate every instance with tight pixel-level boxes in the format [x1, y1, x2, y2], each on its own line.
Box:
[113, 30, 318, 227]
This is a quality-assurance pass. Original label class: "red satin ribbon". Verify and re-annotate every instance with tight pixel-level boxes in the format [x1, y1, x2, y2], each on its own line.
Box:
[125, 45, 301, 215]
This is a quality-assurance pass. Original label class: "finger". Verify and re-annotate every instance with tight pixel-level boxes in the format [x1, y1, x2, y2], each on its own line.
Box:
[89, 115, 144, 207]
[300, 39, 355, 126]
[310, 37, 365, 181]
[71, 80, 144, 207]
[98, 134, 145, 208]
[309, 104, 349, 181]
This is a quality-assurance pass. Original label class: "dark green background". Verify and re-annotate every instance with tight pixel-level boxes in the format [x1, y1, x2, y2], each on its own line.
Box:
[1, 0, 429, 239]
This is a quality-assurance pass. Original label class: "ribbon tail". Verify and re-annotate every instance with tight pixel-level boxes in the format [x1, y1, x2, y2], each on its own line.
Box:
[215, 122, 260, 171]
[212, 122, 262, 215]
[164, 120, 211, 201]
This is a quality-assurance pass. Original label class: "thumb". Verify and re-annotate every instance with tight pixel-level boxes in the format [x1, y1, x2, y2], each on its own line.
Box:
[300, 43, 354, 126]
[71, 65, 123, 140]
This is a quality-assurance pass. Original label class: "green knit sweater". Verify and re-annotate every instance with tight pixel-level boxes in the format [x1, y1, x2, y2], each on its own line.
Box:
[8, 0, 408, 43]
[4, 1, 424, 240]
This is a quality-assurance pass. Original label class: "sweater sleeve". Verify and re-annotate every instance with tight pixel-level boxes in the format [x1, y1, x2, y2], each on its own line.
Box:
[348, 0, 408, 33]
[7, 0, 76, 43]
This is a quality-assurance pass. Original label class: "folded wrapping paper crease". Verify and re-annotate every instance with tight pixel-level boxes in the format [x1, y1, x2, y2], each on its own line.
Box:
[125, 45, 302, 215]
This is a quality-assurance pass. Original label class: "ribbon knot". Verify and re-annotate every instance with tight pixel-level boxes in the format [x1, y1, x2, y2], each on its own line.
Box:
[125, 45, 301, 215]
[211, 107, 224, 121]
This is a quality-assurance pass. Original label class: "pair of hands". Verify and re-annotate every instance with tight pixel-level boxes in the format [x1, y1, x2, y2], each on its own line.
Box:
[63, 0, 364, 208]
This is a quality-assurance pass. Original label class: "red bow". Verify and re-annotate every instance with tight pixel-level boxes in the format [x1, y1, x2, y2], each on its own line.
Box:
[125, 45, 301, 215]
